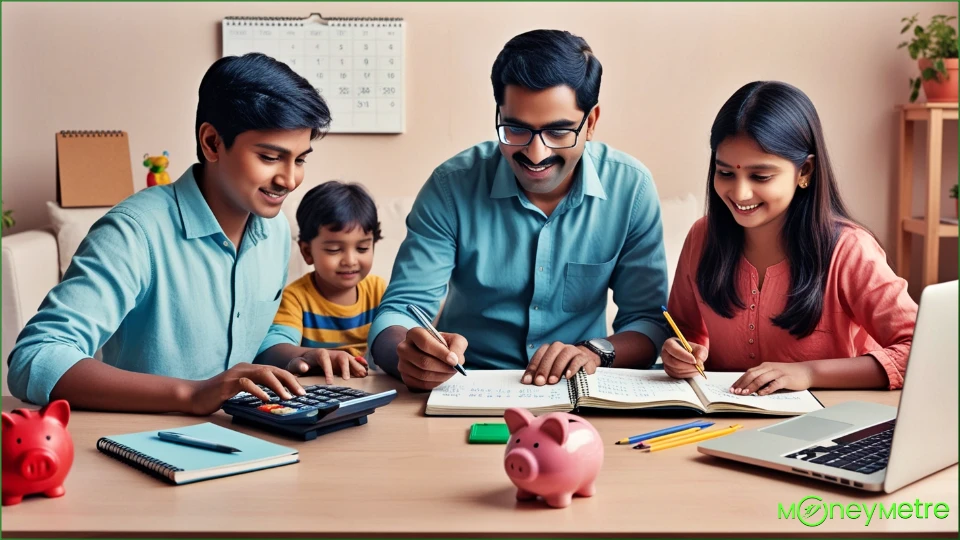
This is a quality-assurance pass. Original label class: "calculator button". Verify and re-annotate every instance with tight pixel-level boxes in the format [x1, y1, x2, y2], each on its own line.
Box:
[304, 385, 321, 392]
[304, 399, 320, 405]
[280, 401, 302, 408]
[270, 407, 297, 415]
[257, 404, 281, 412]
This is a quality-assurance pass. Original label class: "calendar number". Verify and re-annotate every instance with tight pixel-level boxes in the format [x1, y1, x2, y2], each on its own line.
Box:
[338, 87, 350, 95]
[357, 100, 371, 109]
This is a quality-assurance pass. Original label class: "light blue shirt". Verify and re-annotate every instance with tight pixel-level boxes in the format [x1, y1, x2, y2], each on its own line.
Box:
[369, 141, 670, 370]
[7, 166, 290, 405]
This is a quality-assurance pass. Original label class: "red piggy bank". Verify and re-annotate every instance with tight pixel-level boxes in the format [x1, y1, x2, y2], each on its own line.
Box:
[2, 400, 74, 506]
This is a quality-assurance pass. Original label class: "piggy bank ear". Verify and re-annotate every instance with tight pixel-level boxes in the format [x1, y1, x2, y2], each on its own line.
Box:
[503, 408, 535, 434]
[1, 412, 14, 431]
[40, 400, 70, 427]
[540, 415, 569, 445]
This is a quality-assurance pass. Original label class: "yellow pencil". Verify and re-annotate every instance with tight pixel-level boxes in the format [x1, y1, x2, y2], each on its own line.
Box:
[642, 424, 743, 452]
[661, 305, 706, 379]
[631, 427, 703, 448]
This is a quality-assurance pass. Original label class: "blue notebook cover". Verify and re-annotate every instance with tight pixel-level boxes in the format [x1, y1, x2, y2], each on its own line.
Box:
[96, 422, 298, 485]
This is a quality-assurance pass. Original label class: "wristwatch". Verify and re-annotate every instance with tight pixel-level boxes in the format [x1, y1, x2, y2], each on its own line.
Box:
[576, 338, 615, 368]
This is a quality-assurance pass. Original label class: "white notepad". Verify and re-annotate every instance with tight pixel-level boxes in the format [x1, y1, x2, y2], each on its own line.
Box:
[425, 368, 824, 417]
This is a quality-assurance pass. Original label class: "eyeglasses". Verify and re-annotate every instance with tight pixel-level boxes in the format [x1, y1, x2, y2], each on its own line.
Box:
[495, 108, 591, 149]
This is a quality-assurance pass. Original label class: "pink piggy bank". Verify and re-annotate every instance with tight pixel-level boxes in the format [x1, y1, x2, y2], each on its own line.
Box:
[2, 400, 74, 506]
[503, 407, 603, 508]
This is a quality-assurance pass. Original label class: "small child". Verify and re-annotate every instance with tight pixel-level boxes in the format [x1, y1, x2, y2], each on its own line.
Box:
[256, 181, 385, 383]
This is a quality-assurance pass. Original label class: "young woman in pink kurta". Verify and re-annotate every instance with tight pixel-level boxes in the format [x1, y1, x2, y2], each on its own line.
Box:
[663, 81, 917, 394]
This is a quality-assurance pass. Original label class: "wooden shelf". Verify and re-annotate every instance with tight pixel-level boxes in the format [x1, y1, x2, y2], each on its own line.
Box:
[902, 218, 959, 238]
[895, 102, 959, 289]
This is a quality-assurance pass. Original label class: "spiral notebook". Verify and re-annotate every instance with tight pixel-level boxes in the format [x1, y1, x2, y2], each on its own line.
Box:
[425, 368, 824, 417]
[222, 12, 405, 133]
[55, 130, 134, 208]
[96, 423, 298, 485]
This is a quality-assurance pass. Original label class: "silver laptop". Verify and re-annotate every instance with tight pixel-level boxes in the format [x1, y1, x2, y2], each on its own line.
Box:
[698, 280, 958, 492]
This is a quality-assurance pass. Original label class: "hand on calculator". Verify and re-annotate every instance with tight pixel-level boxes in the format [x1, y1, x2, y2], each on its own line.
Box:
[186, 362, 306, 416]
[285, 349, 368, 385]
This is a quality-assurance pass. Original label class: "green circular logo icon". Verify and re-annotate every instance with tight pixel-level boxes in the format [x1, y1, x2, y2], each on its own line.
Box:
[798, 495, 827, 527]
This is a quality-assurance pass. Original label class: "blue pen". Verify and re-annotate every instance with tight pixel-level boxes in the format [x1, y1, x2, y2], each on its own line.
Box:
[407, 304, 467, 376]
[158, 431, 241, 453]
[614, 420, 714, 445]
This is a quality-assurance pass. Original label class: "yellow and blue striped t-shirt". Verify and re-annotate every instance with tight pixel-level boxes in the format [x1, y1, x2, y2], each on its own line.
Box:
[269, 273, 386, 357]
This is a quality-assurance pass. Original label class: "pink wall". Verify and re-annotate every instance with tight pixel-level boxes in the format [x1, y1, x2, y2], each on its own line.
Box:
[3, 2, 957, 293]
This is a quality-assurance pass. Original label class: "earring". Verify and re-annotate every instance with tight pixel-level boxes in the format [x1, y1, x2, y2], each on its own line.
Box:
[799, 180, 809, 189]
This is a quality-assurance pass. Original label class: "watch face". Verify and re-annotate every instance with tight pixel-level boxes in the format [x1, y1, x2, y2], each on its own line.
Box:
[589, 338, 614, 354]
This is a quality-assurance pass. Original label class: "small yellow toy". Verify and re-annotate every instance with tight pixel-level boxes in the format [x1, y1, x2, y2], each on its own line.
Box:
[143, 151, 171, 187]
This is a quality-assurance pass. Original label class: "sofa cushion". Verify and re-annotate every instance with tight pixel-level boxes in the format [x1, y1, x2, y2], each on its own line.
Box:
[46, 202, 110, 277]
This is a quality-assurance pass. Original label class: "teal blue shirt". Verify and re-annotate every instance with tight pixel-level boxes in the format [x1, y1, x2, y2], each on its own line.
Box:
[368, 141, 670, 369]
[7, 166, 290, 405]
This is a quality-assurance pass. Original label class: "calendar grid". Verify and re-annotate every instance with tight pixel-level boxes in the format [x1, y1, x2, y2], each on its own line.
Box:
[222, 14, 405, 134]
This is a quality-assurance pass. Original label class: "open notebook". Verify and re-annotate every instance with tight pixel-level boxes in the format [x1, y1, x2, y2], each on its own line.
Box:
[96, 422, 298, 485]
[425, 368, 823, 417]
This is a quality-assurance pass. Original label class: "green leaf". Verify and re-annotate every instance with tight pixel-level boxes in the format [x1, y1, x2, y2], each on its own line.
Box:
[935, 58, 946, 73]
[922, 67, 939, 80]
[901, 23, 912, 34]
[915, 25, 924, 36]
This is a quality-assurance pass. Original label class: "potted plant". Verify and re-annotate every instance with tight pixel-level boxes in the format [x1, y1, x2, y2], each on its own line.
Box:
[1, 201, 14, 231]
[951, 183, 958, 218]
[898, 13, 959, 102]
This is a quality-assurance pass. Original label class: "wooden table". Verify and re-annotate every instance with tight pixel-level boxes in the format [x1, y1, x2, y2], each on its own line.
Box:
[2, 374, 956, 537]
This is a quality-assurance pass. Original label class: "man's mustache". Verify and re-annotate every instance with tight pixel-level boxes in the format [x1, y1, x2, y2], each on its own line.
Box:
[513, 153, 563, 169]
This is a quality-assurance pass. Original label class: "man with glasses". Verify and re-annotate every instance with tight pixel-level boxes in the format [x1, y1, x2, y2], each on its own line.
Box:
[368, 30, 670, 391]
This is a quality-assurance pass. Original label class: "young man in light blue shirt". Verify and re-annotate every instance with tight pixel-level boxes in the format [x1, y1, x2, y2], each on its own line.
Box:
[8, 54, 329, 413]
[370, 30, 670, 391]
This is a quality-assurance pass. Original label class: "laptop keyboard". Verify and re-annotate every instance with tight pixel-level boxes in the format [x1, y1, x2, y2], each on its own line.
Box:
[785, 420, 895, 475]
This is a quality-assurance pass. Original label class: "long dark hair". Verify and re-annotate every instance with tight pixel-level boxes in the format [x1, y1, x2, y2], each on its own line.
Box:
[697, 81, 857, 338]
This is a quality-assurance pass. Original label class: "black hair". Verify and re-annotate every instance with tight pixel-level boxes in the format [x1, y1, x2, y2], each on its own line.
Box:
[195, 53, 331, 162]
[697, 81, 862, 338]
[491, 29, 602, 112]
[297, 181, 382, 244]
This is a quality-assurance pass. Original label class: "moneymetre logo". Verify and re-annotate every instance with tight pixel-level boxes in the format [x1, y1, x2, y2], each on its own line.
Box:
[778, 495, 951, 527]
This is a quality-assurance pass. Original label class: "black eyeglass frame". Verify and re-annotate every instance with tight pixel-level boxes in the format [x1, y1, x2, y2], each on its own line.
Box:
[494, 107, 591, 149]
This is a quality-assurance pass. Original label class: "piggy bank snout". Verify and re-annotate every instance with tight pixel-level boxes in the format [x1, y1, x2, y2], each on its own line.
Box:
[18, 448, 59, 482]
[505, 448, 539, 481]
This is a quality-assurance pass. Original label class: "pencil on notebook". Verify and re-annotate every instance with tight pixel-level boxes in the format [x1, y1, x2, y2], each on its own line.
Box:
[661, 305, 706, 379]
[639, 424, 743, 453]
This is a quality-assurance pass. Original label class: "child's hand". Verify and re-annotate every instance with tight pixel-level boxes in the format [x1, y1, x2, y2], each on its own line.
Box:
[730, 362, 814, 395]
[286, 349, 369, 384]
[661, 338, 708, 379]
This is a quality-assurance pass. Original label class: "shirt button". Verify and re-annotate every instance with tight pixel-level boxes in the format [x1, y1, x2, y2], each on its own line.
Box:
[749, 353, 756, 359]
[539, 266, 544, 272]
[748, 338, 754, 344]
[749, 324, 755, 330]
[750, 304, 756, 310]
[529, 344, 535, 349]
[222, 240, 229, 247]
[533, 306, 539, 311]
[752, 289, 758, 295]
[236, 312, 241, 319]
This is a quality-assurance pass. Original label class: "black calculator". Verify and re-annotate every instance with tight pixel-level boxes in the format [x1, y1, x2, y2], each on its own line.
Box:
[222, 384, 397, 440]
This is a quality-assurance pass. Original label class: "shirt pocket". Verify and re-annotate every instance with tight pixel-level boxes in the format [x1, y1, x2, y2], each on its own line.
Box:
[562, 258, 617, 313]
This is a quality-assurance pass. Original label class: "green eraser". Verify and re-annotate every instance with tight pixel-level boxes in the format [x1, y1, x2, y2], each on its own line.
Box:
[468, 422, 510, 444]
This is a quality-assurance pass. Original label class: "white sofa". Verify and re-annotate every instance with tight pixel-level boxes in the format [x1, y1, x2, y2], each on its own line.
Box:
[1, 191, 702, 395]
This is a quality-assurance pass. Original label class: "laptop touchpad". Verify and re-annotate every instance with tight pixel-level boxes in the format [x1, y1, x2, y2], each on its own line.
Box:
[760, 416, 854, 441]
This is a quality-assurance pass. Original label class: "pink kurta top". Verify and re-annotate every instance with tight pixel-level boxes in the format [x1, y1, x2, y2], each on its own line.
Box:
[667, 217, 917, 389]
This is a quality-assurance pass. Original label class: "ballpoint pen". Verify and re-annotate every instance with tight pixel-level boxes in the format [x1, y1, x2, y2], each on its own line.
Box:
[158, 431, 241, 453]
[661, 305, 706, 379]
[407, 304, 468, 376]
